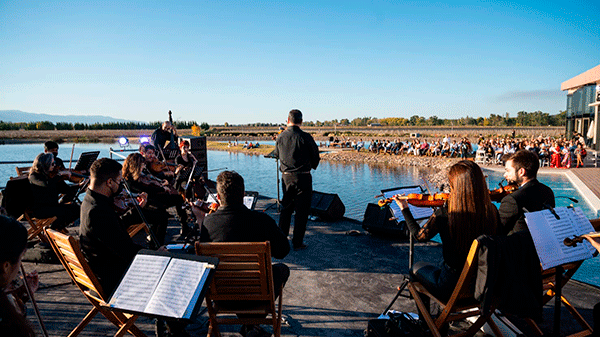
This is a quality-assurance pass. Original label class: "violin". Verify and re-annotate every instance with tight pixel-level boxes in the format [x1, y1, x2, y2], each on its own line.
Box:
[489, 183, 519, 202]
[378, 192, 450, 208]
[378, 183, 519, 208]
[113, 192, 145, 214]
[564, 232, 600, 247]
[194, 200, 220, 214]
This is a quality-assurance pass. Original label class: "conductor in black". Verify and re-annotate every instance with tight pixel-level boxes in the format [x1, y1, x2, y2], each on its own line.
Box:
[275, 109, 320, 250]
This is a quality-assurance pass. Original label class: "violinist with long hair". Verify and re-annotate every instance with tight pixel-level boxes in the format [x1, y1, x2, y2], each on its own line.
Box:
[28, 153, 80, 230]
[123, 153, 190, 237]
[394, 160, 499, 299]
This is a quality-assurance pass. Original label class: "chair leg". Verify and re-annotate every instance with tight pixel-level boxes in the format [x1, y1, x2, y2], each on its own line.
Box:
[204, 299, 221, 337]
[67, 307, 99, 337]
[525, 318, 544, 336]
[114, 315, 140, 337]
[561, 295, 594, 333]
[487, 315, 504, 337]
[407, 283, 442, 337]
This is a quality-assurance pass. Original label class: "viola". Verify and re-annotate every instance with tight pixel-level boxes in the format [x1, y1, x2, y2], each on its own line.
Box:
[564, 231, 600, 247]
[148, 160, 178, 175]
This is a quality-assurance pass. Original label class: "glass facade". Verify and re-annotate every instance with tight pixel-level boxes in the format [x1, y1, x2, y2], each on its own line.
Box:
[566, 84, 596, 118]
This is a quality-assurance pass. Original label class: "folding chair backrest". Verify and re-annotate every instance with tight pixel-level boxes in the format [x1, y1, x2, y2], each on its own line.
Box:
[448, 239, 481, 301]
[2, 175, 33, 219]
[195, 241, 274, 302]
[15, 166, 32, 176]
[45, 228, 106, 300]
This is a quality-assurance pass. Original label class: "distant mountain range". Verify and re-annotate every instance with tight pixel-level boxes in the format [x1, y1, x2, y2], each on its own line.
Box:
[0, 110, 139, 124]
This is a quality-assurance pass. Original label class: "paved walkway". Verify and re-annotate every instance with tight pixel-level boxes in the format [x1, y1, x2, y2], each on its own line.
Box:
[22, 197, 600, 336]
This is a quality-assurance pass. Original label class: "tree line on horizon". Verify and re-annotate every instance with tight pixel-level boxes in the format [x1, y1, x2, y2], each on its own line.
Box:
[301, 110, 566, 127]
[0, 110, 566, 131]
[0, 120, 210, 131]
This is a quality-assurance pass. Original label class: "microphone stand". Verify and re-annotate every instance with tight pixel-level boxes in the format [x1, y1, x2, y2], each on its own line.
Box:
[122, 180, 161, 248]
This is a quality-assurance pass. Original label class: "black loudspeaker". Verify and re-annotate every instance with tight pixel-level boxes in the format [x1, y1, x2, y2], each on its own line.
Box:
[182, 136, 208, 180]
[362, 203, 408, 237]
[310, 191, 345, 221]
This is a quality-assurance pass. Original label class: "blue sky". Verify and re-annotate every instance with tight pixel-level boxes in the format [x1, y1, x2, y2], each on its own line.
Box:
[1, 1, 599, 124]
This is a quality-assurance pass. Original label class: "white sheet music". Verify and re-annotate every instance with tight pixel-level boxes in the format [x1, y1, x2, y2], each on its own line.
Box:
[525, 207, 595, 270]
[383, 187, 434, 223]
[145, 259, 208, 318]
[108, 254, 170, 312]
[243, 196, 255, 209]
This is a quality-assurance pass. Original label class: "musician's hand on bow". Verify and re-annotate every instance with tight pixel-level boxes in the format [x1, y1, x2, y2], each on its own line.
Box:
[393, 195, 409, 210]
[583, 235, 600, 252]
[137, 192, 148, 208]
[25, 271, 39, 293]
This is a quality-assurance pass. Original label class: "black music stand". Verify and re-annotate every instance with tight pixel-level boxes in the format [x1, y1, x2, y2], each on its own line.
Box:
[73, 151, 100, 171]
[381, 185, 433, 270]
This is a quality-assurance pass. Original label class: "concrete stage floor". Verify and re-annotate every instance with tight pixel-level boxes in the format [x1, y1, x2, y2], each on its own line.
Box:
[23, 196, 600, 336]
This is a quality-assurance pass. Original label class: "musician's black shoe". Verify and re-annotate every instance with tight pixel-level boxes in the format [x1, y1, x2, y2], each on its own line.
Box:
[293, 244, 308, 251]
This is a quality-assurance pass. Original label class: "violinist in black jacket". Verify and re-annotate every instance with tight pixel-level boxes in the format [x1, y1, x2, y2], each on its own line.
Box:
[28, 153, 80, 230]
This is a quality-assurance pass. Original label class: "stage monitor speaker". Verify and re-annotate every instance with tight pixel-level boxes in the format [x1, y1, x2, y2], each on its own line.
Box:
[362, 203, 408, 237]
[310, 191, 345, 221]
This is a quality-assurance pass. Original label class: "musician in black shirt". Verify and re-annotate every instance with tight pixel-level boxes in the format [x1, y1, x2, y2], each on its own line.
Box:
[274, 109, 320, 250]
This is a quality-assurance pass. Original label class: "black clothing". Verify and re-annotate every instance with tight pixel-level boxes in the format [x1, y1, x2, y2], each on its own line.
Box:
[274, 125, 320, 248]
[201, 204, 290, 259]
[279, 174, 312, 248]
[151, 127, 178, 159]
[402, 206, 500, 300]
[79, 189, 142, 296]
[498, 179, 555, 235]
[28, 172, 79, 229]
[201, 203, 290, 318]
[175, 154, 195, 168]
[274, 126, 320, 173]
[475, 233, 542, 320]
[125, 175, 188, 229]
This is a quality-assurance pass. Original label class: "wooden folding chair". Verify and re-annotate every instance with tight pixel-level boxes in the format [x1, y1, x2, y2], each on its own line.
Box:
[524, 218, 600, 337]
[44, 228, 147, 337]
[19, 212, 57, 242]
[126, 223, 149, 238]
[407, 239, 503, 337]
[15, 166, 32, 176]
[195, 241, 284, 337]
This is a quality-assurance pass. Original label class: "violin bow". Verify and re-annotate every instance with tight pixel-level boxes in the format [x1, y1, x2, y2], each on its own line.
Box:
[20, 265, 49, 337]
[68, 144, 75, 170]
[122, 180, 161, 248]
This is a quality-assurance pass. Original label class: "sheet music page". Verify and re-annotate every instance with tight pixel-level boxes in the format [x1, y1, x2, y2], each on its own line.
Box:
[383, 187, 434, 223]
[570, 207, 597, 255]
[144, 259, 208, 318]
[526, 207, 593, 270]
[108, 254, 171, 312]
[243, 196, 255, 209]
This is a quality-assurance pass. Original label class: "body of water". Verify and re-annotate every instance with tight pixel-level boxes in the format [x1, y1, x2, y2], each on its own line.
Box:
[1, 143, 599, 286]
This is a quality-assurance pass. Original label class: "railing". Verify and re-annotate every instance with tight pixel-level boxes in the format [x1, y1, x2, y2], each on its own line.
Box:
[109, 147, 137, 160]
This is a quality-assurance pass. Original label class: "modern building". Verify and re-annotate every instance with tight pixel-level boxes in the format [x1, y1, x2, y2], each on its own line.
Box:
[561, 64, 600, 150]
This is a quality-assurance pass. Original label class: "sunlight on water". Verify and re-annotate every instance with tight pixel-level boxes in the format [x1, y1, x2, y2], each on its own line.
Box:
[1, 143, 599, 286]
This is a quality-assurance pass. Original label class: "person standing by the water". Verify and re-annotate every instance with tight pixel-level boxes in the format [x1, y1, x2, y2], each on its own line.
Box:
[274, 109, 320, 251]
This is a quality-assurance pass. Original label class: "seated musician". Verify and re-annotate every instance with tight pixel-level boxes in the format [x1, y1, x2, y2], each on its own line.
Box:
[0, 215, 38, 337]
[81, 158, 187, 337]
[394, 160, 499, 300]
[192, 171, 289, 337]
[151, 121, 178, 158]
[174, 140, 197, 193]
[143, 144, 175, 181]
[28, 153, 80, 230]
[44, 141, 65, 170]
[122, 153, 190, 237]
